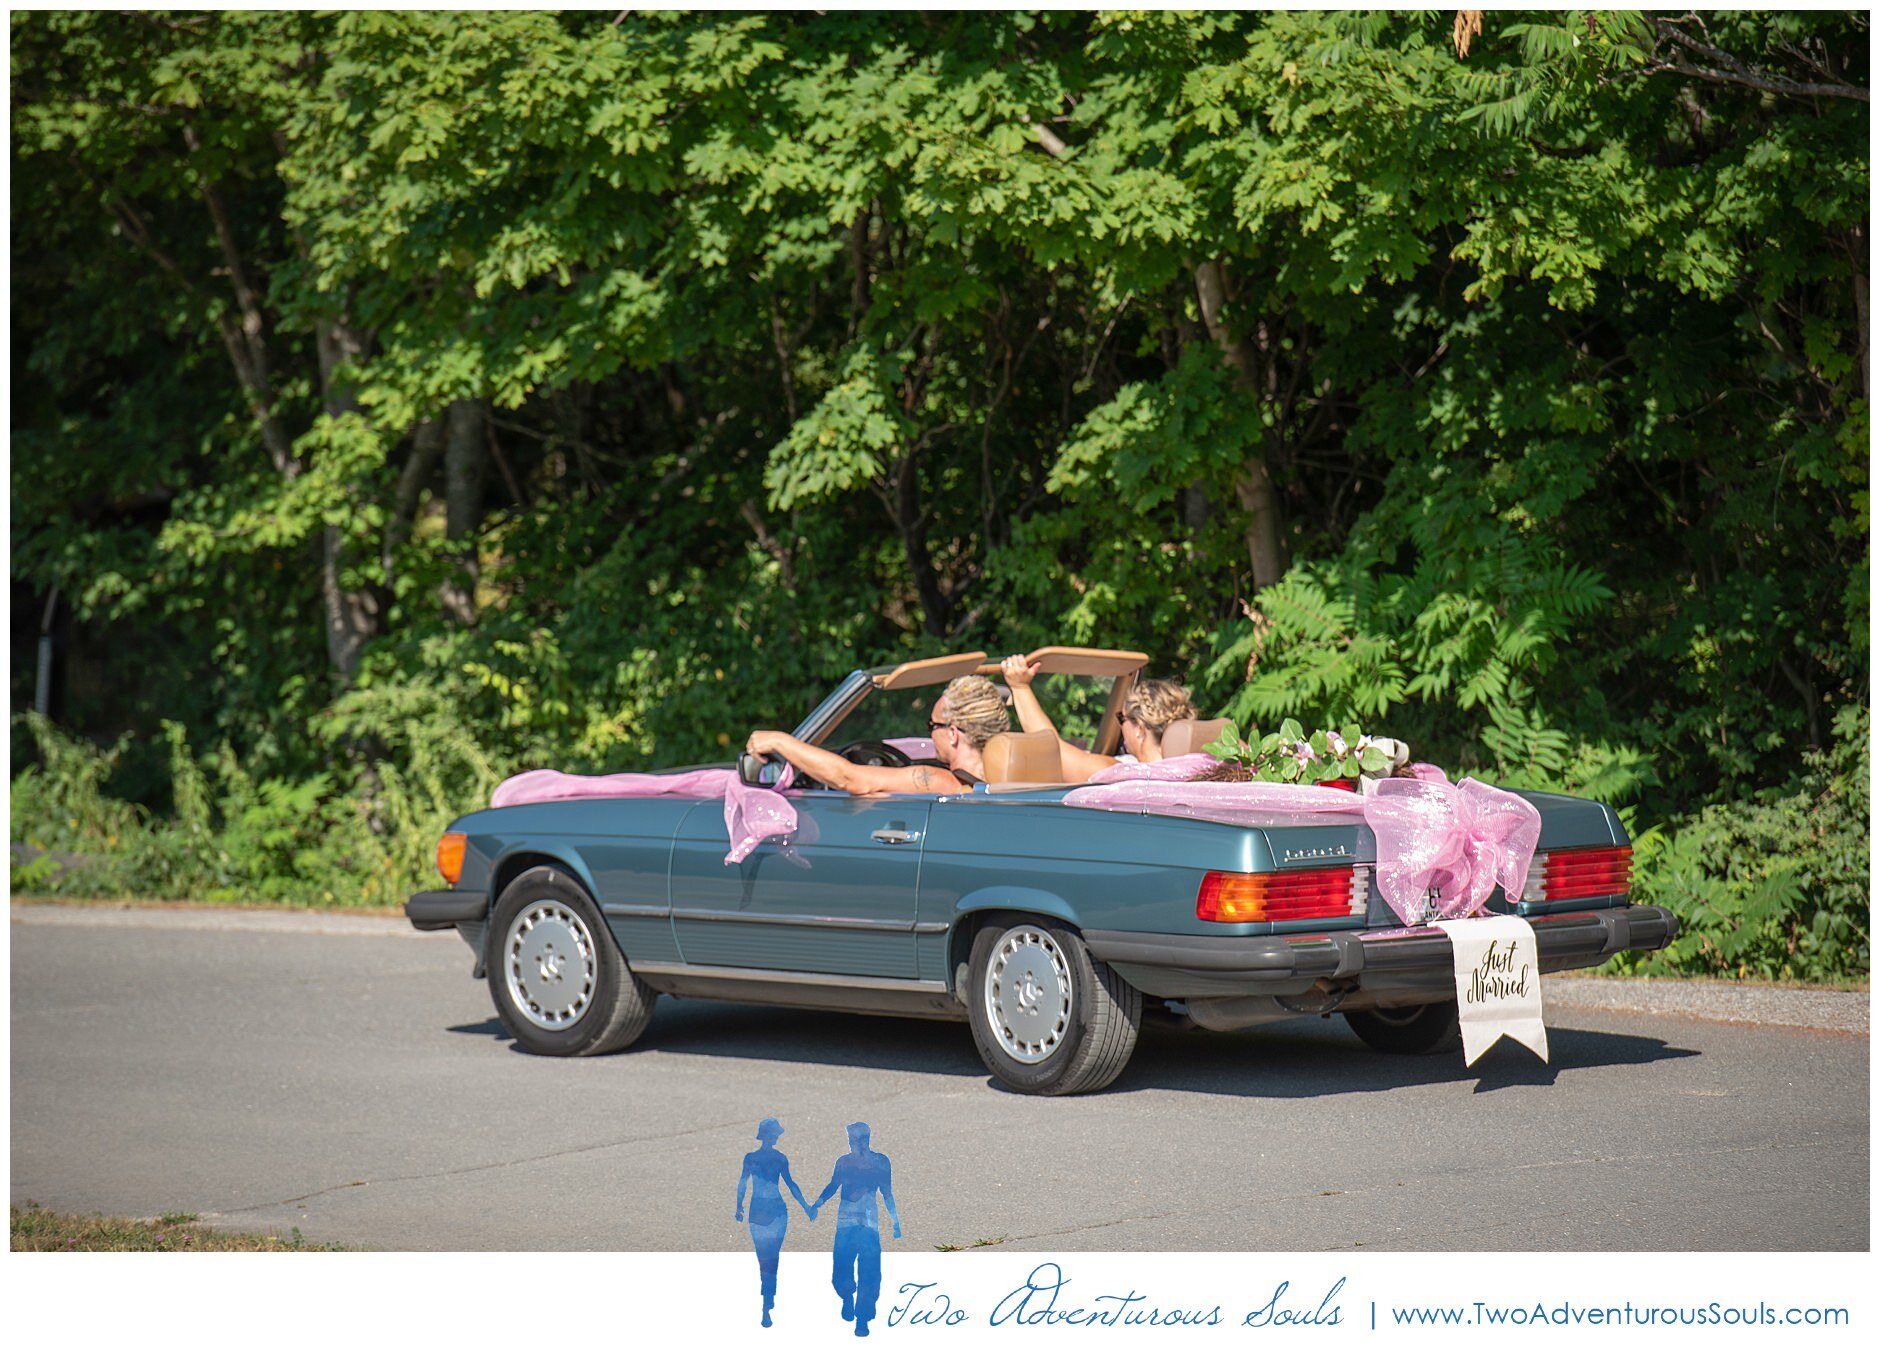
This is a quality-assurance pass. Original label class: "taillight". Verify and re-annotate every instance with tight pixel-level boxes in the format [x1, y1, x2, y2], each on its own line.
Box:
[1521, 845, 1632, 902]
[436, 832, 467, 886]
[1196, 867, 1368, 923]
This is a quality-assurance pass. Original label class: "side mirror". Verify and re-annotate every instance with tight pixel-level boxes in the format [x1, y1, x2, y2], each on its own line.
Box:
[738, 752, 784, 787]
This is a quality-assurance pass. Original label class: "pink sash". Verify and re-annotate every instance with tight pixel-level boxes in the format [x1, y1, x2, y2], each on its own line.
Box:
[490, 766, 798, 865]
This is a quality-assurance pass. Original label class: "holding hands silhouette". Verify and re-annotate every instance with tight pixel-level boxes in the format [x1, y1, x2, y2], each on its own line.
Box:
[734, 1118, 812, 1328]
[815, 1122, 901, 1337]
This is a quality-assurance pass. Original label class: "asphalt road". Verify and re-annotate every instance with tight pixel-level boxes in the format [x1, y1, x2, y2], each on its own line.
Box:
[10, 902, 1869, 1252]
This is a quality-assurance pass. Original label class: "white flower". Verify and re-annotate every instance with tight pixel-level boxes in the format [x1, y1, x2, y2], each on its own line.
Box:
[1294, 741, 1314, 766]
[1326, 730, 1349, 758]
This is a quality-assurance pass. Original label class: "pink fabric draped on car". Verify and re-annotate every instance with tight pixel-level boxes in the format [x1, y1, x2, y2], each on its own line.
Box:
[1083, 753, 1221, 784]
[1363, 776, 1541, 923]
[1064, 762, 1540, 926]
[490, 766, 798, 865]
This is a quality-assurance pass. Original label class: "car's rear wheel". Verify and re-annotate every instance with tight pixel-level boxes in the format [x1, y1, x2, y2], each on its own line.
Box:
[966, 918, 1140, 1096]
[1344, 1000, 1462, 1055]
[486, 866, 654, 1057]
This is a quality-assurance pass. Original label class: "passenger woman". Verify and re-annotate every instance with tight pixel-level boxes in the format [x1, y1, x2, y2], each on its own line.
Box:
[999, 654, 1197, 782]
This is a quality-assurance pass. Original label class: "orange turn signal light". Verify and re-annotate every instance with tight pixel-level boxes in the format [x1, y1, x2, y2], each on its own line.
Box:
[436, 832, 467, 886]
[1196, 867, 1366, 923]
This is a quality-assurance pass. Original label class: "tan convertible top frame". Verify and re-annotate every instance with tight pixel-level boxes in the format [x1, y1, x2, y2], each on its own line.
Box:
[851, 646, 1148, 757]
[982, 647, 1147, 757]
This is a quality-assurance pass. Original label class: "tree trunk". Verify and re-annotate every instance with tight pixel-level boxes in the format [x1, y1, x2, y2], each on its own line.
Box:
[1850, 222, 1869, 405]
[1180, 481, 1212, 533]
[182, 126, 301, 480]
[1232, 465, 1287, 592]
[1194, 260, 1288, 591]
[740, 499, 798, 593]
[439, 398, 489, 626]
[314, 315, 380, 683]
[322, 524, 378, 682]
[849, 208, 872, 339]
[383, 416, 445, 579]
[893, 456, 951, 637]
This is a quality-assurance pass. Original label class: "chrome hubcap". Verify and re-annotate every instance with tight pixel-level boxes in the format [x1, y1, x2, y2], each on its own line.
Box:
[984, 927, 1072, 1064]
[504, 900, 596, 1032]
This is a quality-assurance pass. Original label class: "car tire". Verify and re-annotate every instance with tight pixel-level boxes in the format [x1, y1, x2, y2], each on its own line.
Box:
[1344, 1001, 1463, 1055]
[966, 918, 1141, 1096]
[485, 866, 654, 1057]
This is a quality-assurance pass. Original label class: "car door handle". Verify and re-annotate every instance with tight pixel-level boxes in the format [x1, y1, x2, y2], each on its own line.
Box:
[871, 827, 920, 845]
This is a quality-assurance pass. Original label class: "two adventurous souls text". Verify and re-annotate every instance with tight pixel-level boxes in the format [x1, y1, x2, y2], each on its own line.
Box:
[887, 1263, 1345, 1329]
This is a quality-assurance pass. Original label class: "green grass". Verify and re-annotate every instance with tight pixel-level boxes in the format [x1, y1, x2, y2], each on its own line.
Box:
[934, 1234, 1008, 1252]
[11, 1203, 353, 1252]
[10, 893, 402, 917]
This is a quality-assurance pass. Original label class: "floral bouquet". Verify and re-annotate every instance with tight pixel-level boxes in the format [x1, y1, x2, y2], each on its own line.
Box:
[1198, 718, 1397, 785]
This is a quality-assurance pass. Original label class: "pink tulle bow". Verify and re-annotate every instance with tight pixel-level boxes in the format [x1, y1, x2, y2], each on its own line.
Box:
[1365, 776, 1540, 925]
[490, 765, 798, 865]
[720, 765, 797, 864]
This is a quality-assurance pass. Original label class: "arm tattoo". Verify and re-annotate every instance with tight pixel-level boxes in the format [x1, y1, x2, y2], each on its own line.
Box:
[908, 767, 935, 791]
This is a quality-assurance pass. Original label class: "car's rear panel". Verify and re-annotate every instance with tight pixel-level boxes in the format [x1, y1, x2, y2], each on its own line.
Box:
[924, 786, 1666, 1006]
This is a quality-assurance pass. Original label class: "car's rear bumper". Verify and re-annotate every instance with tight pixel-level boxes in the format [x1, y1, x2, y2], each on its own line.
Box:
[404, 889, 488, 932]
[1087, 904, 1677, 1000]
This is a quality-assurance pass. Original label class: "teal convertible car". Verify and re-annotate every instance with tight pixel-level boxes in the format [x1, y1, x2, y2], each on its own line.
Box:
[404, 649, 1677, 1095]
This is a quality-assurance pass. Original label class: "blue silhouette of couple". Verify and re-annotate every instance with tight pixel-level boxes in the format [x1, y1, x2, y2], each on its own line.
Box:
[735, 1119, 901, 1334]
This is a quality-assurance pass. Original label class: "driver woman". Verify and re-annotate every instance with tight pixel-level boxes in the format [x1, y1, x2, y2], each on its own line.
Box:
[743, 674, 1010, 795]
[999, 655, 1196, 782]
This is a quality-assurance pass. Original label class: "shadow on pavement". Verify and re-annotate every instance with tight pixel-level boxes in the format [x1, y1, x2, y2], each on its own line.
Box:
[1107, 1020, 1696, 1099]
[443, 997, 1699, 1097]
[446, 1018, 509, 1038]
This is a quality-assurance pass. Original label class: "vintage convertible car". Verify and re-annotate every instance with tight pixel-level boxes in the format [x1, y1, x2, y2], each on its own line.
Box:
[404, 648, 1677, 1095]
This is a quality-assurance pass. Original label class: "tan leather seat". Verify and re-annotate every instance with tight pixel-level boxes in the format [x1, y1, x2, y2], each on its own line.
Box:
[1160, 718, 1227, 758]
[981, 731, 1065, 783]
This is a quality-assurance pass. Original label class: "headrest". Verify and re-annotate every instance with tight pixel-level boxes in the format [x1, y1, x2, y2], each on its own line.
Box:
[1160, 718, 1228, 758]
[981, 731, 1065, 784]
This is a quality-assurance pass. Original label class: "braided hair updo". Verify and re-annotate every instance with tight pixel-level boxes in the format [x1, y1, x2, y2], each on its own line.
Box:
[1122, 678, 1197, 740]
[939, 675, 1012, 749]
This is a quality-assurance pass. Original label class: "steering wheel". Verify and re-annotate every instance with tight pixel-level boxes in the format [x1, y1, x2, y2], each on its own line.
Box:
[838, 740, 912, 768]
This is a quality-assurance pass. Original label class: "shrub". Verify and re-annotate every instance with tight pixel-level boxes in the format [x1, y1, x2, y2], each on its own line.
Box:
[1608, 707, 1869, 982]
[9, 697, 503, 908]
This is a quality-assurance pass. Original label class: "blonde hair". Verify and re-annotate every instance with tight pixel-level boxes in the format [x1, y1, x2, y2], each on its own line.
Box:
[1123, 678, 1196, 740]
[939, 675, 1011, 750]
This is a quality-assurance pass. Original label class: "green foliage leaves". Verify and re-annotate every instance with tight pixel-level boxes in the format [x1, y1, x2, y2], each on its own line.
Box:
[1615, 707, 1870, 982]
[11, 698, 503, 908]
[1206, 517, 1621, 794]
[1208, 567, 1408, 727]
[8, 11, 1869, 984]
[10, 714, 143, 857]
[764, 348, 908, 511]
[1050, 348, 1257, 511]
[1455, 13, 1652, 139]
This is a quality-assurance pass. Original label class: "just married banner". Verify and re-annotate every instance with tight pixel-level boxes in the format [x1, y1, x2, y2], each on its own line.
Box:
[1437, 915, 1547, 1065]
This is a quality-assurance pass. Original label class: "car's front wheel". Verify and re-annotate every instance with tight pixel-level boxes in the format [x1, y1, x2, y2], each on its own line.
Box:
[1344, 1001, 1462, 1055]
[486, 866, 654, 1057]
[966, 918, 1141, 1096]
